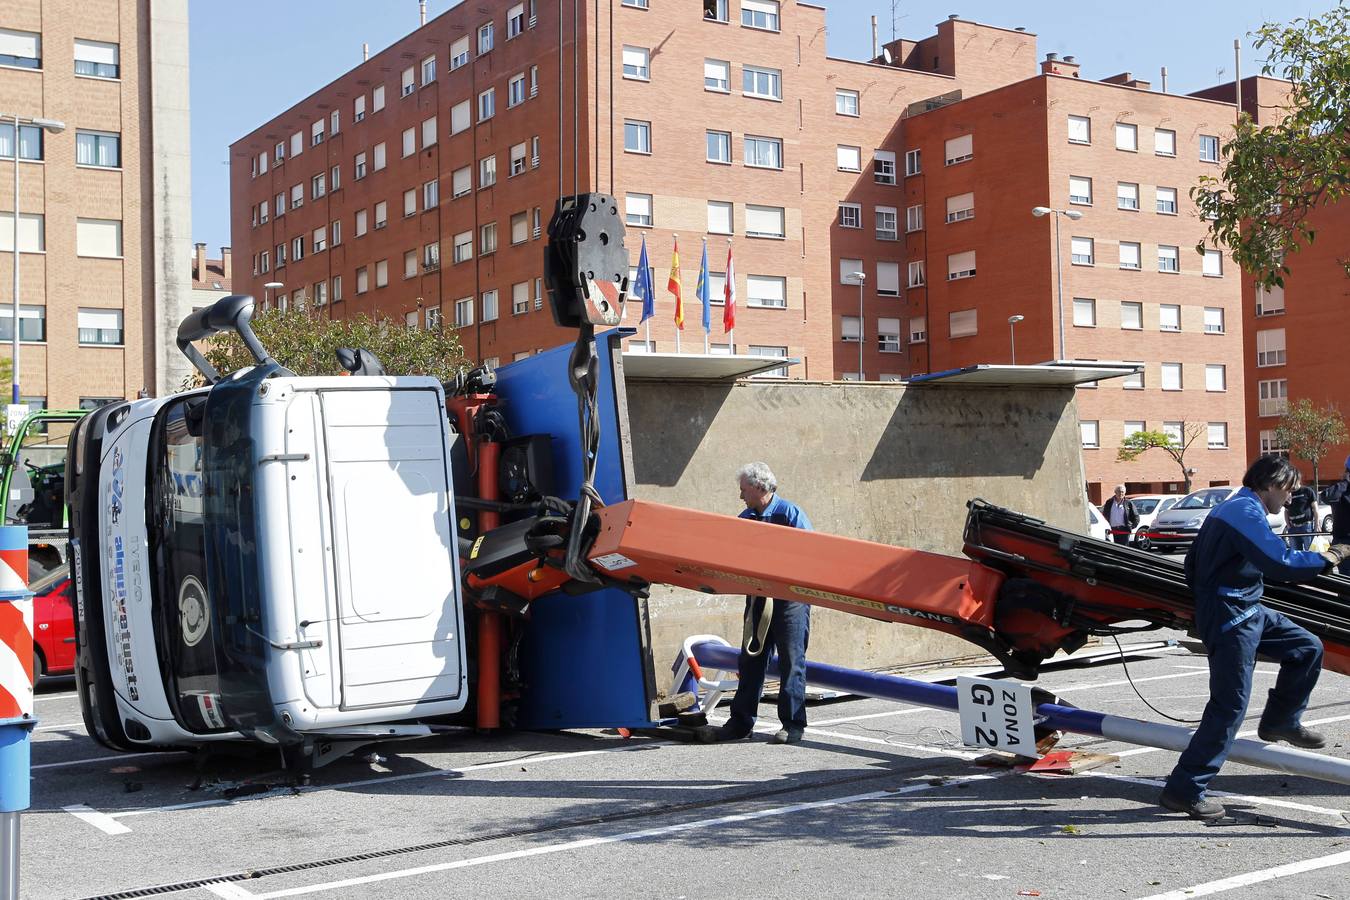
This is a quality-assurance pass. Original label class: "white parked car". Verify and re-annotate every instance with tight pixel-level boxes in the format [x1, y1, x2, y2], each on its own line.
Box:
[1126, 494, 1183, 550]
[1086, 500, 1111, 541]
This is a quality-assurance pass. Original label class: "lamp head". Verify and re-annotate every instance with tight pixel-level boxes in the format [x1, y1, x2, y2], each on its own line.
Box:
[1031, 206, 1051, 217]
[1008, 315, 1025, 324]
[32, 117, 65, 133]
[263, 281, 284, 290]
[1064, 210, 1084, 220]
[850, 272, 866, 282]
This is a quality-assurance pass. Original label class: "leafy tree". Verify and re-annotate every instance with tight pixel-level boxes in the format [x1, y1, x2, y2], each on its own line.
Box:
[1275, 398, 1348, 492]
[1193, 4, 1350, 287]
[194, 300, 470, 387]
[1117, 422, 1205, 494]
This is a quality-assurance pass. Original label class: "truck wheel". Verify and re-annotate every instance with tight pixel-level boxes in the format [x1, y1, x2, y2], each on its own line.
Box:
[1322, 515, 1333, 534]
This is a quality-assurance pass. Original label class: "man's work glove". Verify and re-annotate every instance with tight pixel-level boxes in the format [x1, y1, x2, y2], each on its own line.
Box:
[1320, 543, 1350, 568]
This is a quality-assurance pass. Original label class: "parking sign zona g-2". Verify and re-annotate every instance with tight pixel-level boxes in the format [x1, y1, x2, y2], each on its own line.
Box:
[956, 676, 1037, 757]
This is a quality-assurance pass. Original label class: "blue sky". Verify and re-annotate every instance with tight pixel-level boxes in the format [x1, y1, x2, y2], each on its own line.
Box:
[188, 0, 1321, 255]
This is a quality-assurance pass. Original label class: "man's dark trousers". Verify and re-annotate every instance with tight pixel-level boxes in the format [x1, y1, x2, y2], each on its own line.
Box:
[1164, 605, 1323, 802]
[727, 597, 810, 734]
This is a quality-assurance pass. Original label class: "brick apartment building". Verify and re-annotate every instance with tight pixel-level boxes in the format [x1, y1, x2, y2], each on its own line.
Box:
[229, 0, 1319, 499]
[1, 0, 194, 408]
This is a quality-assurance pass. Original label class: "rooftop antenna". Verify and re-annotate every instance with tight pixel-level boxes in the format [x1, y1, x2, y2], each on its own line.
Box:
[362, 42, 369, 62]
[420, 1, 427, 26]
[891, 0, 901, 41]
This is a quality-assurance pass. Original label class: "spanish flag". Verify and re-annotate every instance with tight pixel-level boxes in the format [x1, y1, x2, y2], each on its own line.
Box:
[669, 236, 684, 330]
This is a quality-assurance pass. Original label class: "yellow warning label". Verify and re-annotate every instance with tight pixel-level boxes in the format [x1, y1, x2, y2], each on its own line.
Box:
[470, 536, 485, 559]
[790, 585, 890, 612]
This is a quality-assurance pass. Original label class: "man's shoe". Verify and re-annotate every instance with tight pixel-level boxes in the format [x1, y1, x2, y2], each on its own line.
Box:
[770, 728, 804, 745]
[714, 724, 752, 742]
[1159, 790, 1225, 820]
[1257, 723, 1327, 749]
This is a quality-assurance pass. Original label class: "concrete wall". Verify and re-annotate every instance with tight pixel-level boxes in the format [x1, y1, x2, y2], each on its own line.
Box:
[624, 378, 1088, 672]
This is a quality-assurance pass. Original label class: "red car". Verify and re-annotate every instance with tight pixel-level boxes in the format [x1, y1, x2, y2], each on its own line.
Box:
[32, 567, 75, 678]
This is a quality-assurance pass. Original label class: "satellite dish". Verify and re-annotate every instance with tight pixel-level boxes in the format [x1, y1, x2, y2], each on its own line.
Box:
[882, 47, 894, 64]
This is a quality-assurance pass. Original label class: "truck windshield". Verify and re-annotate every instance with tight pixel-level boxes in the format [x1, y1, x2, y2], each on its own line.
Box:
[146, 397, 230, 734]
[6, 418, 79, 529]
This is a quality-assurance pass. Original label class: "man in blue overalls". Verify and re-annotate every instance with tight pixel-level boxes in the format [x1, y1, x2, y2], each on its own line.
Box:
[716, 462, 813, 745]
[1161, 455, 1350, 819]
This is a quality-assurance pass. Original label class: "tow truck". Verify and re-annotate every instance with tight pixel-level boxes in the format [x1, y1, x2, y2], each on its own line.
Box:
[66, 194, 1350, 769]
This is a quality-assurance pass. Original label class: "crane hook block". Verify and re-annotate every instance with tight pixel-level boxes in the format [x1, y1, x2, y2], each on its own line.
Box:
[544, 193, 629, 329]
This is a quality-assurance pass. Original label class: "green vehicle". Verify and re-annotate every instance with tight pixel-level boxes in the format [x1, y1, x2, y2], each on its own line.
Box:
[0, 409, 87, 580]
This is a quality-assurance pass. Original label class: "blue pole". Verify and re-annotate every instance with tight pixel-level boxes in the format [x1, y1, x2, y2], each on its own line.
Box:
[0, 524, 32, 900]
[691, 640, 1350, 787]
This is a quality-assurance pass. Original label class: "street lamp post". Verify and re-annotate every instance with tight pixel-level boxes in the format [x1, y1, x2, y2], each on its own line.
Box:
[1007, 314, 1024, 364]
[850, 271, 866, 380]
[263, 281, 284, 310]
[6, 114, 65, 407]
[1031, 206, 1083, 362]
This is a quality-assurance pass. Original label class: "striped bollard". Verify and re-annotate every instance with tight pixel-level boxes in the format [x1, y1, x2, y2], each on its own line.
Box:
[0, 527, 31, 900]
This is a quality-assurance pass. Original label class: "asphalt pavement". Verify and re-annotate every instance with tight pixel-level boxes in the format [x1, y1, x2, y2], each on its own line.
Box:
[20, 634, 1350, 900]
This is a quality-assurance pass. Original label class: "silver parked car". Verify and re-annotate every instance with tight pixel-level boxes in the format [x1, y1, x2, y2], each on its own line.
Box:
[1140, 486, 1285, 553]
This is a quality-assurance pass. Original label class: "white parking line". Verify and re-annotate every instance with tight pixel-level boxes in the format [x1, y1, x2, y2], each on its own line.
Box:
[1081, 772, 1350, 820]
[1137, 848, 1350, 899]
[203, 881, 258, 899]
[1113, 711, 1350, 759]
[34, 691, 78, 703]
[33, 751, 178, 771]
[62, 804, 131, 835]
[35, 721, 83, 733]
[250, 772, 1006, 898]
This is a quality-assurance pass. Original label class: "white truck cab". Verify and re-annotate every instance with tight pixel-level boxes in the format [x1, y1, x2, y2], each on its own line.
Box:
[70, 296, 468, 763]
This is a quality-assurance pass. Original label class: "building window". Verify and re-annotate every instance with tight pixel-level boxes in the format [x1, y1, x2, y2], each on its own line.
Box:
[451, 35, 470, 70]
[906, 204, 924, 232]
[330, 164, 341, 191]
[949, 308, 978, 338]
[452, 166, 472, 199]
[507, 3, 526, 38]
[1158, 245, 1179, 273]
[1260, 429, 1285, 454]
[742, 65, 782, 100]
[1257, 284, 1285, 316]
[424, 179, 439, 209]
[1068, 175, 1092, 205]
[1115, 122, 1138, 151]
[1070, 237, 1094, 265]
[455, 296, 474, 327]
[73, 38, 119, 78]
[424, 242, 441, 269]
[623, 0, 649, 7]
[1124, 421, 1146, 441]
[1155, 128, 1176, 156]
[403, 189, 417, 218]
[450, 99, 471, 135]
[354, 151, 367, 179]
[480, 222, 498, 254]
[746, 274, 786, 308]
[1073, 298, 1096, 327]
[907, 260, 925, 288]
[622, 46, 649, 80]
[0, 213, 44, 252]
[478, 88, 495, 121]
[312, 225, 327, 252]
[373, 143, 388, 170]
[947, 251, 976, 281]
[836, 145, 861, 172]
[453, 231, 473, 263]
[1156, 187, 1177, 215]
[291, 235, 304, 262]
[332, 275, 342, 301]
[512, 281, 530, 314]
[875, 206, 898, 240]
[1257, 329, 1286, 367]
[1202, 249, 1223, 277]
[1259, 380, 1288, 417]
[374, 84, 387, 111]
[1160, 304, 1181, 332]
[482, 289, 499, 322]
[706, 130, 731, 163]
[744, 135, 782, 169]
[355, 267, 369, 294]
[1116, 182, 1139, 210]
[1080, 421, 1100, 449]
[372, 259, 387, 288]
[313, 281, 328, 306]
[77, 308, 123, 345]
[745, 204, 784, 238]
[355, 209, 368, 236]
[401, 127, 415, 158]
[75, 131, 120, 168]
[624, 120, 651, 154]
[836, 89, 859, 116]
[354, 95, 366, 122]
[310, 119, 325, 147]
[1207, 422, 1228, 449]
[838, 258, 863, 285]
[741, 0, 780, 30]
[703, 0, 729, 22]
[420, 54, 437, 86]
[479, 21, 494, 54]
[1205, 364, 1227, 392]
[1161, 362, 1182, 391]
[909, 315, 927, 343]
[530, 65, 539, 97]
[626, 193, 653, 227]
[873, 150, 896, 185]
[708, 200, 733, 234]
[1203, 306, 1225, 334]
[1119, 242, 1141, 270]
[1067, 115, 1091, 144]
[704, 58, 730, 92]
[311, 173, 326, 200]
[0, 28, 41, 69]
[838, 203, 861, 229]
[1199, 134, 1220, 162]
[480, 154, 497, 187]
[876, 262, 900, 297]
[945, 193, 973, 223]
[944, 134, 973, 165]
[509, 73, 526, 106]
[0, 305, 45, 342]
[75, 218, 121, 258]
[401, 66, 416, 97]
[878, 317, 901, 352]
[748, 345, 789, 378]
[374, 200, 388, 229]
[1122, 366, 1144, 390]
[841, 315, 861, 343]
[904, 149, 921, 176]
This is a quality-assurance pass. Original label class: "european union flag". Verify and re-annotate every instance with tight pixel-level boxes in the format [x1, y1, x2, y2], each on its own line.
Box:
[636, 235, 654, 323]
